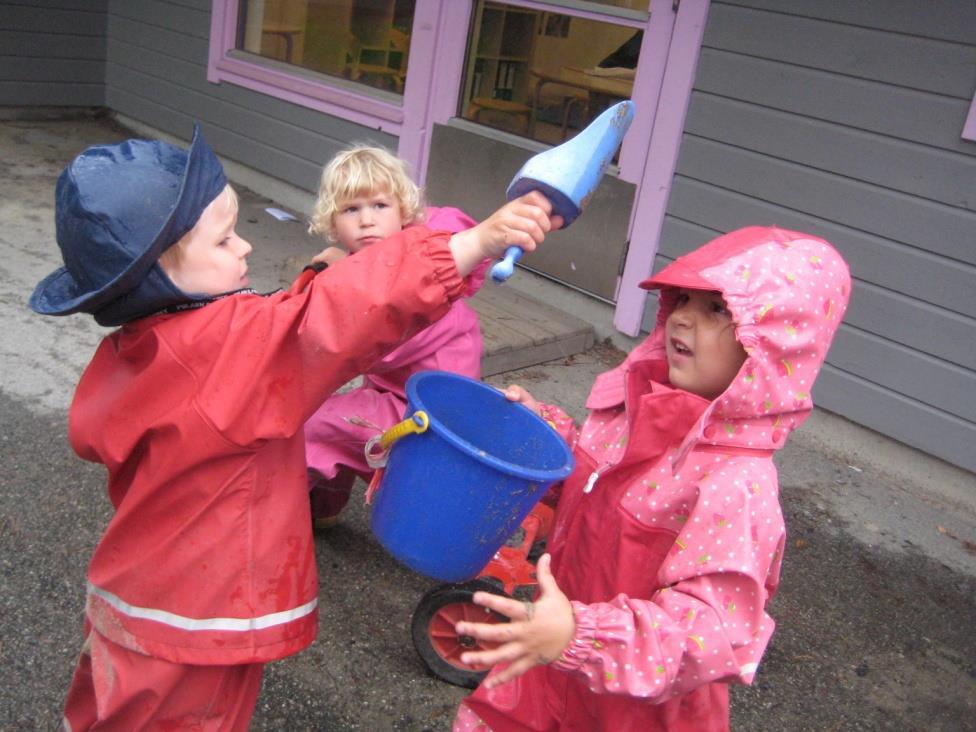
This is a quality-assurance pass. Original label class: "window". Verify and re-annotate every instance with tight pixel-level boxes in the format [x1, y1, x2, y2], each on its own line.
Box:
[237, 0, 416, 95]
[461, 1, 646, 146]
[209, 0, 429, 137]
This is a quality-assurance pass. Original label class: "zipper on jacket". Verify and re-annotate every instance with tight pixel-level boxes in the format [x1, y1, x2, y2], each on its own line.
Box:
[582, 464, 611, 494]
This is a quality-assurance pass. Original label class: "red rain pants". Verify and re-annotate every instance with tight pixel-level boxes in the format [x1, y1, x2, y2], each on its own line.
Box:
[63, 627, 263, 731]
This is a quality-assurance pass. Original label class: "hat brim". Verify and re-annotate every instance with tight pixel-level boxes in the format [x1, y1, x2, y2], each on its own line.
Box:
[28, 266, 92, 315]
[639, 260, 716, 292]
[29, 125, 226, 317]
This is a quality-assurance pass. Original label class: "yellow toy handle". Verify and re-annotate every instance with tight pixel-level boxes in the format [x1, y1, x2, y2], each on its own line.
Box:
[365, 410, 430, 471]
[380, 410, 429, 450]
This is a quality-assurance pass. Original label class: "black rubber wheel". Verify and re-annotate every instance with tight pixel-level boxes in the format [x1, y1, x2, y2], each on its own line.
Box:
[527, 537, 547, 563]
[411, 578, 509, 688]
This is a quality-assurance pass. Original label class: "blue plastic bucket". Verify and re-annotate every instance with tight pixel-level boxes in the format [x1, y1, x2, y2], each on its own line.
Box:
[370, 370, 575, 582]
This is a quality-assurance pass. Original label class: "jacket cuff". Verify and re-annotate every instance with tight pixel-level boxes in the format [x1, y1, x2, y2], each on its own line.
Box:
[551, 601, 598, 672]
[464, 258, 492, 297]
[410, 226, 467, 302]
[539, 403, 578, 447]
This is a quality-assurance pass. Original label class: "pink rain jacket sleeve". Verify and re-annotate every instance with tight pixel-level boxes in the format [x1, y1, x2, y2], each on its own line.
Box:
[457, 227, 851, 732]
[68, 227, 465, 666]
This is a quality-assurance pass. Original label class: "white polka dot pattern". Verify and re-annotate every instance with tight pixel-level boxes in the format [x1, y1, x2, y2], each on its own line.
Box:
[453, 227, 850, 731]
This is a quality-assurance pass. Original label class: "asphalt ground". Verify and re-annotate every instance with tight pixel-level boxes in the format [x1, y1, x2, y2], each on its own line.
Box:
[1, 116, 974, 731]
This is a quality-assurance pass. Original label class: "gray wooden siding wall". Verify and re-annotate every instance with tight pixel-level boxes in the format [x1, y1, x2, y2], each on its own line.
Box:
[1, 0, 106, 107]
[102, 0, 395, 199]
[644, 0, 976, 473]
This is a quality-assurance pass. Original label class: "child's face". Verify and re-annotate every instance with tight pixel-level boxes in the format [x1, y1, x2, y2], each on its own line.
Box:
[332, 189, 404, 253]
[664, 289, 748, 400]
[162, 189, 253, 296]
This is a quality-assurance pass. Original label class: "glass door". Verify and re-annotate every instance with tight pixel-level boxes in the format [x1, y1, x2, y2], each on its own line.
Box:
[424, 0, 652, 300]
[460, 1, 643, 151]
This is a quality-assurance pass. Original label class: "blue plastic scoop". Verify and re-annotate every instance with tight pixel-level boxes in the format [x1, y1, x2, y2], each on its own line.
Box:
[490, 100, 636, 283]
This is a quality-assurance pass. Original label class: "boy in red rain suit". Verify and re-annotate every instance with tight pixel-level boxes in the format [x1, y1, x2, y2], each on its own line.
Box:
[28, 126, 560, 730]
[452, 226, 851, 731]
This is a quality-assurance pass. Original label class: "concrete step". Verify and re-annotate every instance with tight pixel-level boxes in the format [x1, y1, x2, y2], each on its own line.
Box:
[470, 284, 594, 376]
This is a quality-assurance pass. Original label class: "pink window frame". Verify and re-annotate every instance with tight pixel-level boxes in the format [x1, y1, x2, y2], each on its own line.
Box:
[615, 0, 710, 335]
[964, 95, 976, 141]
[207, 0, 449, 171]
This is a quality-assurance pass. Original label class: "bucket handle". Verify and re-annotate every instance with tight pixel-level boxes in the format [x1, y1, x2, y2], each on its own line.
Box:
[365, 410, 429, 470]
[364, 410, 429, 505]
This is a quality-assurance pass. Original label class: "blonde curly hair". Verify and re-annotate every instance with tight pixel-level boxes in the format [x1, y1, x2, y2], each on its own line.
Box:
[308, 145, 425, 242]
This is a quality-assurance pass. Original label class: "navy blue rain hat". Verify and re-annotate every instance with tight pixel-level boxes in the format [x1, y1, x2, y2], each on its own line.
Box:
[29, 125, 227, 319]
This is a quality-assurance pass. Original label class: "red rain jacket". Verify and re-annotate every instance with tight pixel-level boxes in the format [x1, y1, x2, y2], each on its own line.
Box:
[69, 227, 464, 665]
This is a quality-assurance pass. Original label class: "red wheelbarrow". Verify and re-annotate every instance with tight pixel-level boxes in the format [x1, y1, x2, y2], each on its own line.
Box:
[410, 501, 555, 688]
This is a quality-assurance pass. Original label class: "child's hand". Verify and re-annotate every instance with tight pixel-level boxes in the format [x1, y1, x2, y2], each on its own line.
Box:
[456, 554, 575, 688]
[475, 191, 562, 259]
[312, 246, 347, 266]
[449, 192, 563, 277]
[502, 384, 541, 416]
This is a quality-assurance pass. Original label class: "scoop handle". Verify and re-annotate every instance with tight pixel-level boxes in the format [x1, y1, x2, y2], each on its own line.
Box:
[490, 246, 524, 283]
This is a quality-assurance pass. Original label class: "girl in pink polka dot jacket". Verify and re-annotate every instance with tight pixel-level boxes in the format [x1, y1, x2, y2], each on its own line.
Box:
[453, 226, 851, 732]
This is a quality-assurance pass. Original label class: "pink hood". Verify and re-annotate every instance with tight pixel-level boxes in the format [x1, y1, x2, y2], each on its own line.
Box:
[598, 226, 851, 466]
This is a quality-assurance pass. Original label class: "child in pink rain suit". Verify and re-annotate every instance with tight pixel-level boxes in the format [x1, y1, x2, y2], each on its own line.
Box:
[303, 145, 488, 526]
[452, 226, 851, 731]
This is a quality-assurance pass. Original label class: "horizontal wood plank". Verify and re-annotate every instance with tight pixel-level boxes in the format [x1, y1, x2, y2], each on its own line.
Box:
[695, 50, 973, 154]
[829, 327, 976, 423]
[718, 0, 976, 45]
[653, 221, 976, 370]
[674, 137, 976, 265]
[471, 296, 557, 347]
[471, 287, 594, 376]
[685, 94, 975, 211]
[0, 81, 103, 106]
[109, 0, 209, 40]
[482, 331, 594, 377]
[108, 15, 207, 63]
[2, 6, 106, 35]
[2, 59, 104, 84]
[664, 178, 976, 318]
[814, 366, 976, 474]
[0, 31, 106, 59]
[4, 0, 106, 9]
[704, 3, 976, 96]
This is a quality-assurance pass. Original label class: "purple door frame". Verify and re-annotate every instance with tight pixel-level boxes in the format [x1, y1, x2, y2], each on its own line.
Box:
[207, 0, 710, 336]
[615, 0, 710, 335]
[414, 0, 711, 336]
